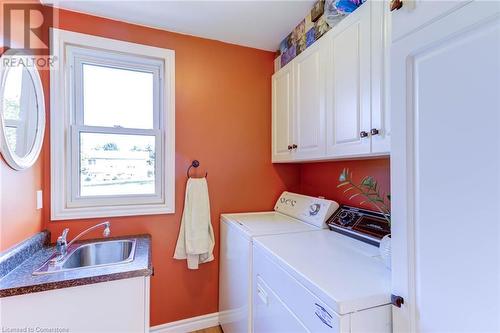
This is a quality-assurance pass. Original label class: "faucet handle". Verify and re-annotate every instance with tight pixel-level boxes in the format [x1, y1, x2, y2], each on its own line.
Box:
[55, 235, 68, 258]
[103, 222, 111, 237]
[56, 236, 67, 247]
[61, 228, 69, 241]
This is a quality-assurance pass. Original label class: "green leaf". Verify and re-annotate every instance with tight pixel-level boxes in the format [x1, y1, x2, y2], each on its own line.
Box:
[361, 176, 374, 186]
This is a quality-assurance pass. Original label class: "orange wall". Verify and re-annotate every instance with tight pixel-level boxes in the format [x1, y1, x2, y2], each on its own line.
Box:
[299, 158, 391, 211]
[0, 157, 44, 251]
[0, 1, 49, 251]
[1, 3, 390, 326]
[41, 8, 300, 326]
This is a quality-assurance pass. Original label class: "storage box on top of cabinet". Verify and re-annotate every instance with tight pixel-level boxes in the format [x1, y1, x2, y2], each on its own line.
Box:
[272, 0, 390, 163]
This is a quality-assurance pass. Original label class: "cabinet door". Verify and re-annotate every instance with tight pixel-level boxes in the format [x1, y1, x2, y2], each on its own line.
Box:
[0, 277, 148, 332]
[293, 41, 326, 160]
[391, 2, 500, 332]
[272, 66, 293, 162]
[325, 1, 371, 157]
[370, 0, 390, 154]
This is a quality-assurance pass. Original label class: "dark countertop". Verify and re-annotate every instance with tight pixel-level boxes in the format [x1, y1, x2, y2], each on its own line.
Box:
[0, 234, 152, 298]
[0, 230, 51, 280]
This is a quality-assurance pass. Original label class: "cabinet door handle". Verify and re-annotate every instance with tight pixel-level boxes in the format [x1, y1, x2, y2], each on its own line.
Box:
[287, 145, 293, 150]
[391, 294, 405, 308]
[390, 0, 403, 11]
[371, 128, 380, 136]
[360, 131, 369, 138]
[292, 144, 298, 149]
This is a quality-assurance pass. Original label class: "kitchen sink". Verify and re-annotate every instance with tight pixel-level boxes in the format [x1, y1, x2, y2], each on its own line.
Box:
[62, 240, 135, 269]
[33, 239, 136, 275]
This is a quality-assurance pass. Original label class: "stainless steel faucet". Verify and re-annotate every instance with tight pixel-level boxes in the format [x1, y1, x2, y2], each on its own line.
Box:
[53, 221, 111, 262]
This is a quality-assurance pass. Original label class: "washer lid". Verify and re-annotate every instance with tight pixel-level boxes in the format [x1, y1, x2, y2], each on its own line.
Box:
[221, 212, 319, 236]
[253, 230, 391, 314]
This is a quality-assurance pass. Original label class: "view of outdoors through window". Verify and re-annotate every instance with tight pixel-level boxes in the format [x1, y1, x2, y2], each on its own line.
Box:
[79, 133, 156, 196]
[79, 63, 157, 197]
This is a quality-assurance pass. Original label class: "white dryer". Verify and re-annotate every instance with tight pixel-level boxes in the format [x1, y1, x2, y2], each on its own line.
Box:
[252, 229, 391, 332]
[219, 192, 339, 333]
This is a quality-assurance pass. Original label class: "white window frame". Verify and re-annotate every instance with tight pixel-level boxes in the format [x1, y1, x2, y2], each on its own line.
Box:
[50, 28, 175, 220]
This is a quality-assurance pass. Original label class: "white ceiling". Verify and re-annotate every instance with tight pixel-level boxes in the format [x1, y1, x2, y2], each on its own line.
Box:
[42, 0, 315, 51]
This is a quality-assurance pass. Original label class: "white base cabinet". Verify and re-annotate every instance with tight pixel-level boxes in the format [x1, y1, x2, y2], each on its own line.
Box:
[0, 277, 150, 333]
[272, 0, 390, 163]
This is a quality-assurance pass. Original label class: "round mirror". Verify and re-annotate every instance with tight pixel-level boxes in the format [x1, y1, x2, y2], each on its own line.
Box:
[0, 52, 45, 170]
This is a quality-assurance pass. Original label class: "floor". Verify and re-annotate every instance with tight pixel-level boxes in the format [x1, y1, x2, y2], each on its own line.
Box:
[191, 326, 223, 333]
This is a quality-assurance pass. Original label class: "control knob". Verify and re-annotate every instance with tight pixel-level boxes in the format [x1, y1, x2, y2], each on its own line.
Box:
[309, 203, 321, 216]
[338, 211, 356, 226]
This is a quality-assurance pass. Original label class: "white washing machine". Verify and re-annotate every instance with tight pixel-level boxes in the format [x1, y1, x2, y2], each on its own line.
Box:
[252, 229, 392, 332]
[219, 192, 339, 333]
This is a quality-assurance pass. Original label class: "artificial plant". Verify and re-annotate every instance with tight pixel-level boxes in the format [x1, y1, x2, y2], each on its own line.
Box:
[337, 168, 391, 225]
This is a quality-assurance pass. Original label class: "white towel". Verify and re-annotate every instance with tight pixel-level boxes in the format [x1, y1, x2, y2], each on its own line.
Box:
[174, 177, 215, 269]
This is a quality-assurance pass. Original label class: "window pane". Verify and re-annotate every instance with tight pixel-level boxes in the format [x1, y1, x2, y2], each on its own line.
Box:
[83, 64, 154, 129]
[80, 132, 155, 196]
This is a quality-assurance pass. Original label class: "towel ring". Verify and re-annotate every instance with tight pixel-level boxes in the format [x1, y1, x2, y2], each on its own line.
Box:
[187, 160, 208, 178]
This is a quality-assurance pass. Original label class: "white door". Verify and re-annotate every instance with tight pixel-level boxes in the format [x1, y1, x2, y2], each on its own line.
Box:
[391, 2, 500, 332]
[272, 65, 293, 162]
[391, 0, 472, 43]
[326, 1, 371, 157]
[293, 41, 326, 160]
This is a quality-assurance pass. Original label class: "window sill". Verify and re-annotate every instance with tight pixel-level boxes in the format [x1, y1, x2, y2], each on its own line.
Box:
[51, 203, 174, 221]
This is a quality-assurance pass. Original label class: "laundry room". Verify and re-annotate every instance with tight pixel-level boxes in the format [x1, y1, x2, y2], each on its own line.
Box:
[1, 0, 498, 332]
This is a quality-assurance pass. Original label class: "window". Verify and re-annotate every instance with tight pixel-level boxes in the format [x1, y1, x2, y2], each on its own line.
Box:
[51, 29, 175, 220]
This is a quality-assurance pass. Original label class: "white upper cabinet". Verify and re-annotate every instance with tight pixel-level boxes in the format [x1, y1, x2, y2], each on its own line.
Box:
[272, 0, 389, 163]
[370, 0, 391, 154]
[272, 65, 293, 162]
[293, 40, 327, 160]
[325, 1, 371, 157]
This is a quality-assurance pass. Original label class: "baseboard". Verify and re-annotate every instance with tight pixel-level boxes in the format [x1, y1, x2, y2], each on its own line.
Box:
[150, 312, 219, 333]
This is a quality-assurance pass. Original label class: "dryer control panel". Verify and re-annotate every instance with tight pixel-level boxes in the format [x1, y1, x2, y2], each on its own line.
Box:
[274, 192, 339, 229]
[326, 205, 390, 246]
